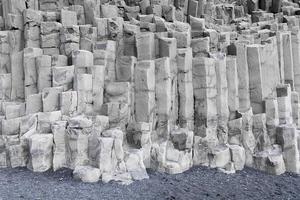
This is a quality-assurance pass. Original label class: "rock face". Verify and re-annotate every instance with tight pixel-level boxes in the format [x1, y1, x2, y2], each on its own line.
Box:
[0, 0, 300, 184]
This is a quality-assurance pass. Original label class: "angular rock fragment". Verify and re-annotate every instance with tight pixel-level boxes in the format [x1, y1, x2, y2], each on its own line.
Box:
[73, 165, 100, 183]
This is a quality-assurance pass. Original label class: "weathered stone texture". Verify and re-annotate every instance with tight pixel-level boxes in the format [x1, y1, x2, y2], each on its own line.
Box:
[0, 0, 300, 184]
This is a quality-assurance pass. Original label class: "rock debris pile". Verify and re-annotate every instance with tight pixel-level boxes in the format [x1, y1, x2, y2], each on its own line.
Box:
[0, 0, 299, 184]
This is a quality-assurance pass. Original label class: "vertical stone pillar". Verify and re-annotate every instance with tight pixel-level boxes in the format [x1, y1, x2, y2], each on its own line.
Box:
[123, 23, 140, 57]
[116, 56, 136, 82]
[247, 44, 264, 114]
[252, 114, 271, 152]
[88, 65, 105, 113]
[159, 37, 178, 126]
[265, 98, 279, 144]
[26, 93, 42, 114]
[213, 53, 229, 144]
[79, 25, 97, 52]
[61, 9, 77, 27]
[68, 5, 85, 25]
[188, 0, 198, 18]
[0, 136, 7, 168]
[94, 18, 108, 41]
[60, 91, 78, 116]
[282, 32, 294, 89]
[2, 0, 26, 30]
[42, 86, 64, 112]
[192, 53, 219, 170]
[0, 73, 11, 100]
[41, 22, 62, 55]
[271, 0, 282, 13]
[197, 0, 207, 17]
[136, 32, 155, 61]
[276, 125, 300, 173]
[10, 51, 24, 100]
[291, 28, 300, 94]
[192, 57, 217, 136]
[60, 25, 80, 57]
[0, 32, 11, 74]
[24, 9, 42, 48]
[226, 56, 239, 120]
[36, 55, 52, 92]
[75, 73, 93, 114]
[189, 16, 205, 37]
[116, 56, 136, 119]
[52, 65, 75, 91]
[134, 60, 155, 123]
[277, 31, 294, 88]
[262, 37, 280, 91]
[23, 47, 43, 98]
[93, 40, 116, 82]
[72, 50, 94, 114]
[84, 0, 100, 25]
[277, 84, 293, 125]
[177, 48, 194, 130]
[155, 57, 172, 139]
[66, 119, 91, 169]
[52, 121, 68, 171]
[240, 108, 255, 167]
[291, 91, 300, 127]
[236, 41, 251, 112]
[28, 134, 53, 172]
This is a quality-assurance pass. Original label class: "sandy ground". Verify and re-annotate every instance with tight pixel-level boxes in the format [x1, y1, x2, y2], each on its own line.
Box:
[0, 166, 299, 200]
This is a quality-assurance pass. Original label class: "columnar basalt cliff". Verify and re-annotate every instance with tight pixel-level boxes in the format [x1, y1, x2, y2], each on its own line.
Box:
[0, 0, 299, 184]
